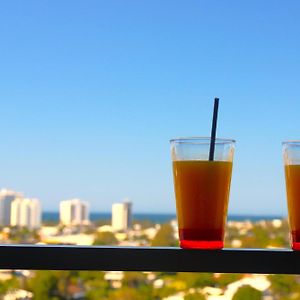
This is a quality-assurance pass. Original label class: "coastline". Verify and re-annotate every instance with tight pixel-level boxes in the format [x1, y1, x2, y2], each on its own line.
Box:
[42, 212, 286, 224]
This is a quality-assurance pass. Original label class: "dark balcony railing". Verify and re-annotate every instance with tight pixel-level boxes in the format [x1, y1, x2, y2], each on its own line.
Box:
[0, 245, 299, 274]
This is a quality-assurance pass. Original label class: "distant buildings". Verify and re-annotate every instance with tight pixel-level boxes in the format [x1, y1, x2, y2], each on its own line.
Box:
[0, 189, 42, 229]
[60, 199, 90, 226]
[0, 189, 22, 226]
[10, 198, 41, 229]
[0, 188, 137, 231]
[112, 201, 132, 231]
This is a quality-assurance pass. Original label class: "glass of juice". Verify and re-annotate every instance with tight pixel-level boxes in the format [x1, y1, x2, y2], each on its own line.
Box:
[170, 137, 235, 249]
[283, 141, 300, 250]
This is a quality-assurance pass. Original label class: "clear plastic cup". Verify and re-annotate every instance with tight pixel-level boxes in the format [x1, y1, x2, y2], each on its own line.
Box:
[170, 137, 235, 249]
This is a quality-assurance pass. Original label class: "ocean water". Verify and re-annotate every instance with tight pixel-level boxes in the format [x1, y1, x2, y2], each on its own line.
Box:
[43, 212, 284, 224]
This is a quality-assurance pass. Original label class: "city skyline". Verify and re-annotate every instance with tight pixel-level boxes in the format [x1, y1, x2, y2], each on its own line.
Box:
[1, 1, 300, 214]
[0, 187, 285, 218]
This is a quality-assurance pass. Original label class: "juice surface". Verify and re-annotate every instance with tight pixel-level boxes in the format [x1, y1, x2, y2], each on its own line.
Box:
[285, 164, 300, 248]
[172, 160, 232, 245]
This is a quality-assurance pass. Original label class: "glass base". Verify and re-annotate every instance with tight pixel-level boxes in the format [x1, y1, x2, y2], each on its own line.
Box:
[292, 242, 300, 250]
[179, 228, 224, 249]
[291, 231, 300, 250]
[180, 239, 223, 249]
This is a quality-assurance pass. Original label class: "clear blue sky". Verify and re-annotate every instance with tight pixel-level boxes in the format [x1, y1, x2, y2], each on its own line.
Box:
[1, 1, 300, 215]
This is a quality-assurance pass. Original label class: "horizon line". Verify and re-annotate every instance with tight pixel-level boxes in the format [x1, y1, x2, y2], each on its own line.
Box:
[42, 211, 286, 217]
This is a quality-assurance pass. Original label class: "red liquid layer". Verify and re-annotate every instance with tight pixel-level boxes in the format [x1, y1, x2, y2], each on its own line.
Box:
[180, 240, 223, 249]
[179, 228, 224, 249]
[291, 230, 300, 250]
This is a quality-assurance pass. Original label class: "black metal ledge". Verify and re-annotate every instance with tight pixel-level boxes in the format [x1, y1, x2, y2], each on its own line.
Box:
[0, 245, 299, 274]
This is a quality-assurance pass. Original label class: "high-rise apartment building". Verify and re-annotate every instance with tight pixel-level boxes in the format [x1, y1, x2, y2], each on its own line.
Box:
[59, 199, 90, 226]
[112, 201, 132, 231]
[0, 189, 22, 226]
[10, 198, 41, 229]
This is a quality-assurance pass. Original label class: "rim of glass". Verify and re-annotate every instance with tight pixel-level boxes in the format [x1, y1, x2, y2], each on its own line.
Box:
[170, 137, 236, 144]
[282, 140, 300, 145]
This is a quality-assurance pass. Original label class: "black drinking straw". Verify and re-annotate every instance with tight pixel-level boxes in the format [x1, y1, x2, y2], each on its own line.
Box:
[209, 98, 219, 161]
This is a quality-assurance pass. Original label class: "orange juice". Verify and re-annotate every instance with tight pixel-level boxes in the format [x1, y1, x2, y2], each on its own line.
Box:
[172, 160, 233, 249]
[285, 164, 300, 249]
